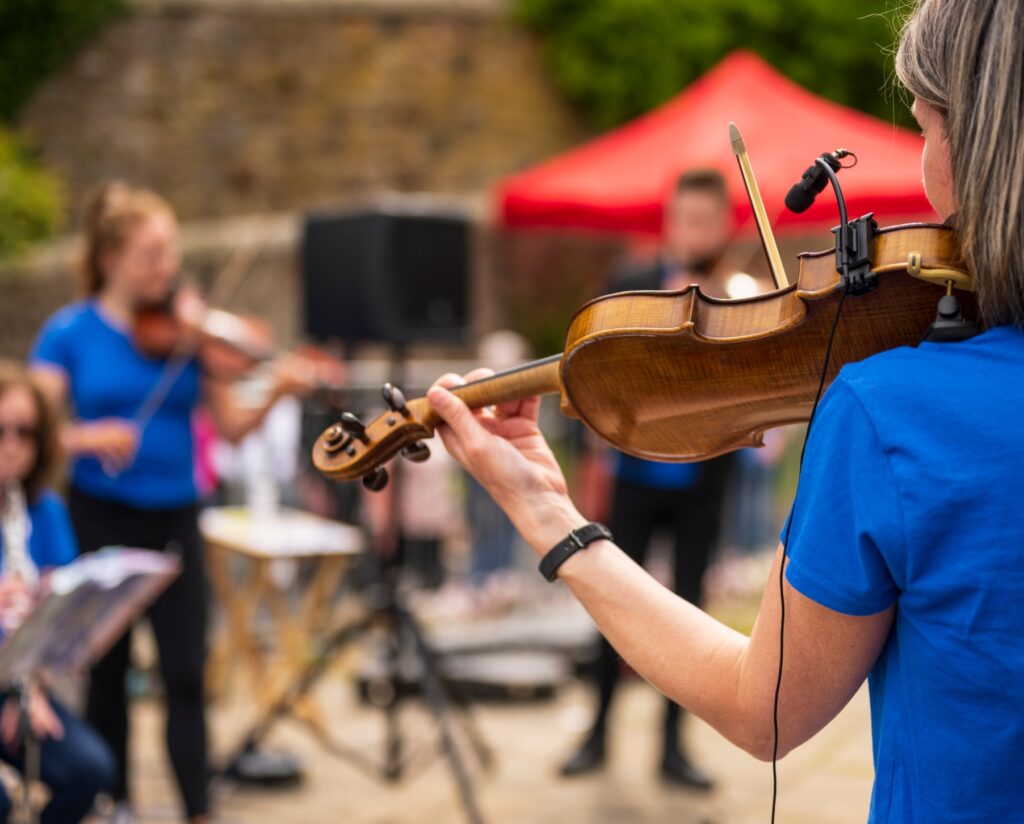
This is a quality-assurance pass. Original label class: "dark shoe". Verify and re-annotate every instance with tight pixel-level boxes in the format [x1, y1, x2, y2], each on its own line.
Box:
[660, 749, 714, 791]
[559, 733, 606, 777]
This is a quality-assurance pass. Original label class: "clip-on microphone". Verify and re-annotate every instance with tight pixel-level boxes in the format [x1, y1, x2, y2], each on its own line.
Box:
[784, 151, 845, 214]
[785, 151, 978, 341]
[786, 148, 879, 296]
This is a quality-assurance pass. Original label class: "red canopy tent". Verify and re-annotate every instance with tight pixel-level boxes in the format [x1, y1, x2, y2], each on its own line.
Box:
[497, 51, 934, 236]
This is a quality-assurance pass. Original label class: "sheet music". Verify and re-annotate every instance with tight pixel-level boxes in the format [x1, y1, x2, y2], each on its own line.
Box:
[0, 547, 180, 685]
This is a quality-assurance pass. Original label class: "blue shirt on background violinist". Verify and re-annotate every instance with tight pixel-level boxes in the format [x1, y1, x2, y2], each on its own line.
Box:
[33, 300, 200, 509]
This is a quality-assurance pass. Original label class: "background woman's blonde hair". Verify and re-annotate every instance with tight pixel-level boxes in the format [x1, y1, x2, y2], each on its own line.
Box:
[80, 182, 175, 296]
[0, 361, 60, 503]
[896, 0, 1024, 328]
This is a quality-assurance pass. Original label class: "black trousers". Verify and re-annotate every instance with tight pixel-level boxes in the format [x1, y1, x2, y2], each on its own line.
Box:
[68, 488, 209, 818]
[591, 458, 731, 751]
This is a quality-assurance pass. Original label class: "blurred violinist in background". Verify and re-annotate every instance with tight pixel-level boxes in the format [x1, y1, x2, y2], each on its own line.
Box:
[0, 360, 116, 823]
[561, 169, 735, 789]
[29, 182, 334, 824]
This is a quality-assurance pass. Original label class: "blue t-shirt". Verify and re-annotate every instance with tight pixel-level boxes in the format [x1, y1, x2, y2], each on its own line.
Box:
[0, 490, 78, 570]
[782, 324, 1024, 822]
[31, 301, 200, 509]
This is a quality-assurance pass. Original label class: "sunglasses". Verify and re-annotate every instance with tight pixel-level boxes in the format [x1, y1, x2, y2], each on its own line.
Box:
[0, 424, 38, 443]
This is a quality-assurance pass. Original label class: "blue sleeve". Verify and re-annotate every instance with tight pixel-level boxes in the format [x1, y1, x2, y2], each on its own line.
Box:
[781, 375, 903, 616]
[30, 492, 79, 569]
[30, 305, 78, 375]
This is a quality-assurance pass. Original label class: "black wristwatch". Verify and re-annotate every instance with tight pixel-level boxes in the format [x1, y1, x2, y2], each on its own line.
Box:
[539, 523, 613, 582]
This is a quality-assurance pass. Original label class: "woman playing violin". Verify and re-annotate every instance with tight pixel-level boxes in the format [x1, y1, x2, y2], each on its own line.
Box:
[29, 182, 321, 823]
[427, 1, 1024, 819]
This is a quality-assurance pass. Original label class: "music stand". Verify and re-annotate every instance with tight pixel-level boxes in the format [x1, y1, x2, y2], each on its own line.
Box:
[0, 548, 181, 824]
[226, 356, 490, 824]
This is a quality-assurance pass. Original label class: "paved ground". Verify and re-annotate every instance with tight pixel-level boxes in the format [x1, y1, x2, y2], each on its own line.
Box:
[74, 562, 874, 824]
[120, 675, 874, 824]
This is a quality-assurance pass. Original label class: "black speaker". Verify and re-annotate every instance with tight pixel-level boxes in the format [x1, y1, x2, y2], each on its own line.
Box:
[302, 208, 470, 345]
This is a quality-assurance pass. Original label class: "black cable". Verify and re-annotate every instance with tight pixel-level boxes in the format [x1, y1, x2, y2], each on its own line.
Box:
[817, 157, 849, 228]
[770, 288, 848, 823]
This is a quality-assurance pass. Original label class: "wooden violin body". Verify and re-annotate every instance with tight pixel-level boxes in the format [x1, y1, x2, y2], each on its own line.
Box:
[561, 222, 969, 459]
[312, 222, 972, 484]
[133, 290, 277, 378]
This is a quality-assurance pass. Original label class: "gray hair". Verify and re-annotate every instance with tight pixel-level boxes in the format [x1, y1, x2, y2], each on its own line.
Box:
[896, 0, 1024, 327]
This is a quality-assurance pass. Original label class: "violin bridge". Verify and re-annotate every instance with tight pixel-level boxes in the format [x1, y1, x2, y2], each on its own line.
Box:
[729, 122, 790, 291]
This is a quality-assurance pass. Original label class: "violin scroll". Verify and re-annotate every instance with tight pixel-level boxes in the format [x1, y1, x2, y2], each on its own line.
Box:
[313, 384, 440, 489]
[313, 357, 564, 489]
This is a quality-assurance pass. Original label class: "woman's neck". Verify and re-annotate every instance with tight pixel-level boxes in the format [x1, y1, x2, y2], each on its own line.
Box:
[96, 287, 135, 330]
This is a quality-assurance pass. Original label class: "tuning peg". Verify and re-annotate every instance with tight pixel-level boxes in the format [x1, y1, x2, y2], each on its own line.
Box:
[339, 412, 369, 442]
[362, 466, 389, 492]
[401, 442, 430, 463]
[324, 423, 346, 447]
[381, 383, 409, 416]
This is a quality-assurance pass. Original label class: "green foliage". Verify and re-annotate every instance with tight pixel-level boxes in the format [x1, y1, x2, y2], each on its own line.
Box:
[0, 128, 63, 259]
[515, 0, 913, 128]
[0, 0, 125, 121]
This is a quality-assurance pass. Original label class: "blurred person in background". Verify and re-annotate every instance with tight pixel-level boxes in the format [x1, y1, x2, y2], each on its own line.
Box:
[559, 170, 735, 789]
[0, 361, 116, 823]
[29, 182, 322, 824]
[722, 430, 789, 557]
[212, 393, 303, 512]
[395, 439, 462, 591]
[467, 331, 531, 589]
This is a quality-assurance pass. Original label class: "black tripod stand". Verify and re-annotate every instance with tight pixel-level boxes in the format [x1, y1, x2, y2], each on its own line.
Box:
[223, 461, 491, 824]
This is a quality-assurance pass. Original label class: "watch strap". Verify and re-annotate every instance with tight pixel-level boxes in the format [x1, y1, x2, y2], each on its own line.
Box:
[538, 522, 613, 582]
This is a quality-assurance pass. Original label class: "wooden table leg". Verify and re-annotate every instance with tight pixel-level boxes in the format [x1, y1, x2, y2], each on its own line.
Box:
[206, 539, 364, 746]
[206, 544, 273, 700]
[301, 556, 348, 637]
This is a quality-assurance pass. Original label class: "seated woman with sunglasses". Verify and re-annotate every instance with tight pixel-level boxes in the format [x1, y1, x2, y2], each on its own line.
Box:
[0, 360, 116, 823]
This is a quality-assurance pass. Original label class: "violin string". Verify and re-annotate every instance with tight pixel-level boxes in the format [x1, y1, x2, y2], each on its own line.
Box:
[771, 288, 848, 823]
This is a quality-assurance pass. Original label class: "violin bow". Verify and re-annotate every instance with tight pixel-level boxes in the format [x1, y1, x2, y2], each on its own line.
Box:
[729, 122, 790, 291]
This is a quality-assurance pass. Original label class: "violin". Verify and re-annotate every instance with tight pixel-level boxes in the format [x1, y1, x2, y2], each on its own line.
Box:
[132, 286, 346, 386]
[311, 221, 974, 490]
[132, 286, 278, 380]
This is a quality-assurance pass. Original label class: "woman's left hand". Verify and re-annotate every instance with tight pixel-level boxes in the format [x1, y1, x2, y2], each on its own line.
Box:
[427, 370, 587, 553]
[0, 686, 64, 746]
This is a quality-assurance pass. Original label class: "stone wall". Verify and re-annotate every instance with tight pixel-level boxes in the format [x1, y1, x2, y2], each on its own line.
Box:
[17, 0, 588, 224]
